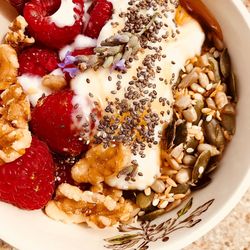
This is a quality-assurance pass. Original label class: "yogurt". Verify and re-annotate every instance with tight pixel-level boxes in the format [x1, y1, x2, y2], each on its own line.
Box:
[50, 0, 79, 28]
[71, 1, 205, 190]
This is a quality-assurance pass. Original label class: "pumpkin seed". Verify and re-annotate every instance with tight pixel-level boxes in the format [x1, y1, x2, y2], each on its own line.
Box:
[228, 72, 238, 103]
[221, 114, 236, 135]
[205, 162, 218, 174]
[173, 121, 187, 146]
[139, 209, 166, 221]
[136, 192, 154, 209]
[191, 175, 212, 190]
[208, 57, 220, 82]
[185, 137, 199, 153]
[170, 183, 190, 194]
[203, 118, 225, 148]
[220, 103, 236, 134]
[192, 150, 211, 183]
[193, 99, 204, 125]
[220, 49, 231, 79]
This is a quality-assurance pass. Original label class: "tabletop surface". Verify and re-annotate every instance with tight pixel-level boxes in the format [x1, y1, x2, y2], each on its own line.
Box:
[1, 1, 250, 250]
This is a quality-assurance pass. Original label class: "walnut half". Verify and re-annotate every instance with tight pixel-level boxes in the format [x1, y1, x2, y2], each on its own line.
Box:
[5, 15, 35, 50]
[0, 83, 32, 164]
[45, 183, 138, 228]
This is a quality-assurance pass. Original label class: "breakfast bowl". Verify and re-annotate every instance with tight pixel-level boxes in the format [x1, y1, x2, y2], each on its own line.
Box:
[0, 0, 250, 249]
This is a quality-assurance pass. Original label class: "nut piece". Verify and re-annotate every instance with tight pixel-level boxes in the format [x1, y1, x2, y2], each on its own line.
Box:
[71, 143, 131, 185]
[0, 44, 19, 90]
[42, 74, 67, 91]
[5, 15, 35, 50]
[0, 84, 31, 164]
[45, 183, 137, 228]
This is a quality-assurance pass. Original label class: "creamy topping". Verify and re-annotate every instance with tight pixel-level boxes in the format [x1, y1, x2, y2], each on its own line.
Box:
[50, 0, 79, 28]
[71, 1, 205, 190]
[59, 35, 97, 60]
[18, 69, 64, 106]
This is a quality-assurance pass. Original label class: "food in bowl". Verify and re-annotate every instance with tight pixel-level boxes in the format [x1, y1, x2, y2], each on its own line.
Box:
[0, 0, 237, 228]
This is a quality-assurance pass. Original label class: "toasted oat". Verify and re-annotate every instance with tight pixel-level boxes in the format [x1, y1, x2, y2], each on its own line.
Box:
[5, 16, 35, 50]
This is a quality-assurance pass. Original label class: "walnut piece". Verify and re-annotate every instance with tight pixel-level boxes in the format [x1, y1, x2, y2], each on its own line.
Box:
[0, 83, 32, 164]
[45, 183, 138, 228]
[0, 44, 19, 90]
[42, 74, 67, 91]
[5, 15, 35, 50]
[71, 144, 132, 185]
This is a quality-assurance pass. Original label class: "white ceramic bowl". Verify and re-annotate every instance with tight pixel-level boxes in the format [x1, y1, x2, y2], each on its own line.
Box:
[0, 1, 250, 249]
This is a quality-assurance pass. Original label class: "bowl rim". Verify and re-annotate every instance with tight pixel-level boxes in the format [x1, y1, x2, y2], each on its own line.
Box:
[0, 1, 250, 250]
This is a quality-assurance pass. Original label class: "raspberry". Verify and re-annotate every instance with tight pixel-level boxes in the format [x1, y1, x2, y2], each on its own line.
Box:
[84, 0, 113, 38]
[18, 47, 59, 76]
[0, 137, 55, 210]
[31, 90, 92, 156]
[23, 0, 84, 49]
[53, 154, 78, 186]
[9, 0, 29, 13]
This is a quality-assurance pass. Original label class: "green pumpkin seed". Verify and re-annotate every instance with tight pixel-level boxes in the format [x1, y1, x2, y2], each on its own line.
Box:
[193, 99, 204, 125]
[173, 122, 188, 146]
[221, 103, 236, 135]
[139, 209, 166, 221]
[220, 49, 231, 79]
[203, 119, 225, 148]
[191, 175, 212, 190]
[228, 73, 238, 103]
[185, 137, 199, 153]
[136, 192, 154, 210]
[192, 150, 211, 183]
[170, 183, 190, 194]
[205, 162, 219, 174]
[221, 114, 236, 135]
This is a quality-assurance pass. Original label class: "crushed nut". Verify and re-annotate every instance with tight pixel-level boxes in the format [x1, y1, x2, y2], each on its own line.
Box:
[45, 183, 137, 228]
[0, 84, 31, 164]
[0, 44, 19, 90]
[5, 15, 35, 50]
[71, 144, 131, 185]
[42, 74, 67, 91]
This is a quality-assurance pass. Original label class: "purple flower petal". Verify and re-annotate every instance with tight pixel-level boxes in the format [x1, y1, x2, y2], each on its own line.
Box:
[113, 59, 126, 71]
[58, 51, 77, 69]
[63, 67, 79, 78]
[65, 55, 76, 65]
[58, 62, 66, 68]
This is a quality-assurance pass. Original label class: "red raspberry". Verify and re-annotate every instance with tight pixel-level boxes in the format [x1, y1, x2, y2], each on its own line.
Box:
[84, 0, 113, 38]
[9, 0, 29, 13]
[53, 154, 78, 186]
[19, 47, 59, 76]
[23, 0, 84, 49]
[31, 90, 96, 156]
[71, 47, 94, 57]
[0, 137, 55, 210]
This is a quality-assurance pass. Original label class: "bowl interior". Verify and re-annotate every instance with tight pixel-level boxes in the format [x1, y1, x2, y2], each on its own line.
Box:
[0, 1, 250, 250]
